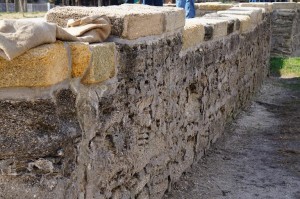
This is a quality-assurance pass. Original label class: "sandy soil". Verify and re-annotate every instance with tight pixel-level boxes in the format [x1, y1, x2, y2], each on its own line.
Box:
[164, 77, 300, 199]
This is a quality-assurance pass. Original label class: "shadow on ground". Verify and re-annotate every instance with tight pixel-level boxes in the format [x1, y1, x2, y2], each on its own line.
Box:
[163, 77, 300, 199]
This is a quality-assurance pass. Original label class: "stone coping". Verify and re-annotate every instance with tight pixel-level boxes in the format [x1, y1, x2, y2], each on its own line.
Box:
[194, 2, 235, 11]
[46, 4, 185, 40]
[0, 42, 117, 88]
[1, 2, 298, 89]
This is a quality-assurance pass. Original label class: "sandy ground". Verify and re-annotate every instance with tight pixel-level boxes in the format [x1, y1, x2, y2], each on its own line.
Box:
[164, 77, 300, 199]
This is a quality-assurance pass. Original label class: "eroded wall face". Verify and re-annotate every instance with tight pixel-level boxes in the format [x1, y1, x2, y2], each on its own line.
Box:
[271, 7, 300, 56]
[0, 15, 270, 199]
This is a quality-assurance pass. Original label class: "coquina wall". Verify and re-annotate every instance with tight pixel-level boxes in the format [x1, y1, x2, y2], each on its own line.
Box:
[0, 2, 295, 199]
[170, 2, 300, 56]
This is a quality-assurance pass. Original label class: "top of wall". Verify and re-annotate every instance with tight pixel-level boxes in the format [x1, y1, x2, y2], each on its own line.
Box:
[0, 2, 299, 92]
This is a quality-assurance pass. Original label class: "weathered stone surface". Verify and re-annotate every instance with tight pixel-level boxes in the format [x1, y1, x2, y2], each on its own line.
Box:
[272, 2, 297, 10]
[46, 4, 185, 40]
[196, 18, 228, 39]
[194, 2, 234, 17]
[81, 42, 116, 84]
[182, 18, 205, 50]
[195, 2, 234, 11]
[69, 42, 92, 78]
[271, 8, 298, 56]
[0, 7, 273, 199]
[203, 13, 241, 34]
[218, 8, 263, 28]
[0, 42, 69, 88]
[219, 14, 252, 33]
[239, 3, 273, 13]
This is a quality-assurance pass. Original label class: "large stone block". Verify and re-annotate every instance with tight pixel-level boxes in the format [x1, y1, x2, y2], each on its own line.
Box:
[182, 18, 205, 50]
[0, 42, 69, 88]
[194, 2, 234, 11]
[197, 18, 228, 39]
[69, 42, 92, 78]
[218, 7, 262, 29]
[81, 42, 117, 84]
[203, 13, 240, 34]
[219, 14, 252, 33]
[46, 4, 185, 40]
[272, 2, 297, 10]
[239, 3, 273, 13]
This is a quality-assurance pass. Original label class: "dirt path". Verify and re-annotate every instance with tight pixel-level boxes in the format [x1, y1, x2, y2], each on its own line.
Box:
[164, 77, 300, 199]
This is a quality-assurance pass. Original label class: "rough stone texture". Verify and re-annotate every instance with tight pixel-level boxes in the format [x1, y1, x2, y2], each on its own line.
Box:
[217, 8, 263, 29]
[46, 4, 185, 40]
[182, 19, 205, 50]
[194, 2, 234, 17]
[81, 42, 117, 84]
[219, 14, 252, 33]
[0, 42, 69, 88]
[0, 12, 271, 199]
[239, 3, 273, 13]
[0, 88, 80, 198]
[271, 8, 300, 56]
[196, 18, 228, 39]
[202, 13, 241, 35]
[69, 42, 92, 78]
[272, 2, 297, 10]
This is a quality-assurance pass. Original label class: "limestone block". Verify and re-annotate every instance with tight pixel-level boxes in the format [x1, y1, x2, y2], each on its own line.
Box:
[163, 3, 176, 7]
[148, 4, 185, 33]
[0, 42, 69, 88]
[195, 3, 234, 11]
[298, 3, 300, 10]
[217, 8, 262, 28]
[162, 7, 185, 33]
[196, 18, 228, 39]
[46, 4, 185, 40]
[239, 3, 273, 13]
[203, 13, 240, 33]
[219, 14, 251, 33]
[81, 42, 116, 84]
[69, 42, 92, 78]
[182, 18, 205, 50]
[272, 2, 297, 10]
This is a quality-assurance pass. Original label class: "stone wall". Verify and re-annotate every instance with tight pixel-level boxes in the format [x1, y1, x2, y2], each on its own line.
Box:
[241, 2, 300, 57]
[0, 3, 284, 199]
[174, 2, 300, 56]
[272, 3, 300, 56]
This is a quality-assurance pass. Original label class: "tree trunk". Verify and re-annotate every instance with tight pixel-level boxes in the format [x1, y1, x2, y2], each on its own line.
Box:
[5, 0, 9, 12]
[14, 0, 19, 12]
[19, 0, 24, 17]
[23, 0, 27, 12]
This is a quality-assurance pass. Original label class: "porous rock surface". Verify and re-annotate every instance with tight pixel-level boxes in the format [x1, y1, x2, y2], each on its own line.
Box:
[0, 3, 276, 199]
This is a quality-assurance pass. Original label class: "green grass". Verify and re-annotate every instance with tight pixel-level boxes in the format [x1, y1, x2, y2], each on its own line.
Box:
[0, 12, 46, 19]
[270, 57, 300, 78]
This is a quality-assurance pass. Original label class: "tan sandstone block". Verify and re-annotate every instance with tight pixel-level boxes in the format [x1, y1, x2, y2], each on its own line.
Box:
[163, 3, 176, 7]
[162, 7, 185, 33]
[218, 8, 262, 28]
[81, 42, 116, 84]
[220, 14, 252, 33]
[69, 42, 92, 78]
[239, 3, 273, 13]
[195, 3, 234, 11]
[0, 42, 69, 88]
[197, 18, 228, 39]
[182, 18, 205, 50]
[203, 13, 240, 33]
[46, 4, 184, 40]
[272, 2, 297, 10]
